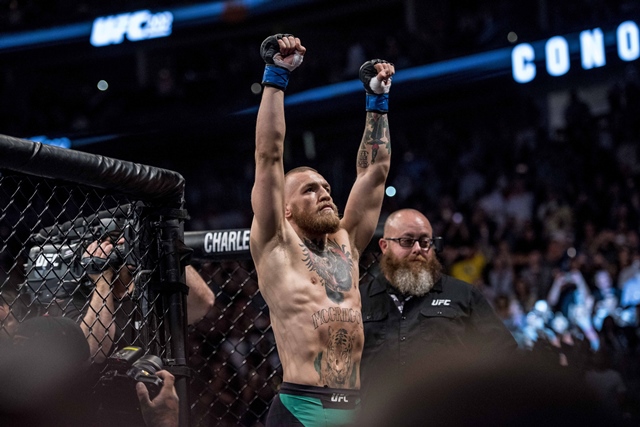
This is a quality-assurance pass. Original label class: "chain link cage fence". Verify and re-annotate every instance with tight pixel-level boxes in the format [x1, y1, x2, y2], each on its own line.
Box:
[0, 134, 385, 427]
[0, 134, 191, 427]
[184, 231, 382, 427]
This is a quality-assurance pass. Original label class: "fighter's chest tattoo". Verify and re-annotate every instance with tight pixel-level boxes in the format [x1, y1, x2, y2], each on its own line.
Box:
[300, 238, 354, 303]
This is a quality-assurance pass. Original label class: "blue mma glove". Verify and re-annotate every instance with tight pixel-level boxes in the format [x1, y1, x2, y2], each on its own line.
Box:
[359, 59, 392, 113]
[261, 33, 304, 91]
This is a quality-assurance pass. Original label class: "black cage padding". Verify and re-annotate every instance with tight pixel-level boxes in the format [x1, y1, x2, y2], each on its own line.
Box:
[0, 134, 185, 204]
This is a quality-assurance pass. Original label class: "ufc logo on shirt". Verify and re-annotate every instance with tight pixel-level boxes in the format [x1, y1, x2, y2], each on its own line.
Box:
[432, 299, 451, 306]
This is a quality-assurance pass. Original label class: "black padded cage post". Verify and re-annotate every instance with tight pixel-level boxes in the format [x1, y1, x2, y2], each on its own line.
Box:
[0, 134, 191, 427]
[156, 212, 192, 427]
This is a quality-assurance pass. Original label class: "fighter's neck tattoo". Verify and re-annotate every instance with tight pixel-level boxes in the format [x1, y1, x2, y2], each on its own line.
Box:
[301, 238, 354, 304]
[305, 238, 326, 252]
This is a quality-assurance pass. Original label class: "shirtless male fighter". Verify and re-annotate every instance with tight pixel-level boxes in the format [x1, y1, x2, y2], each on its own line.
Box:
[249, 33, 394, 426]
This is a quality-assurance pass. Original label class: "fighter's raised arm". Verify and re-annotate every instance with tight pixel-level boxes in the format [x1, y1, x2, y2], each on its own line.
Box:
[341, 59, 394, 253]
[250, 34, 305, 258]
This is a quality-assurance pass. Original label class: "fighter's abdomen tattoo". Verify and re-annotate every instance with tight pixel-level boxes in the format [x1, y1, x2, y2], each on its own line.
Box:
[314, 327, 358, 388]
[301, 239, 354, 304]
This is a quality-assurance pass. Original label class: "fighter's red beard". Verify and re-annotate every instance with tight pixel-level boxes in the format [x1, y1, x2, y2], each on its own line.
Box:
[290, 203, 340, 235]
[380, 250, 443, 296]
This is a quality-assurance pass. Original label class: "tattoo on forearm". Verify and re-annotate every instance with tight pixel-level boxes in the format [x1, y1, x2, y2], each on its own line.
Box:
[314, 327, 356, 388]
[301, 239, 354, 304]
[357, 150, 369, 168]
[359, 114, 391, 166]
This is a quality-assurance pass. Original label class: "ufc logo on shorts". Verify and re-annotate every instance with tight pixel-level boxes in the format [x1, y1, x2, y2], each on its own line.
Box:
[331, 393, 349, 403]
[432, 299, 451, 306]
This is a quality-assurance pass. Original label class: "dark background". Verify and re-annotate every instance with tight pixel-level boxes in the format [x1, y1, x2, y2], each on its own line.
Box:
[2, 0, 637, 230]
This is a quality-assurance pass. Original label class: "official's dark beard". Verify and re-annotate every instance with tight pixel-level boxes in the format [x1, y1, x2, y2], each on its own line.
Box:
[291, 204, 340, 235]
[380, 250, 443, 297]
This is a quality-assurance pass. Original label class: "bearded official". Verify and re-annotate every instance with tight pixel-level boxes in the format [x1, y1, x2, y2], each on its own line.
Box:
[359, 208, 518, 401]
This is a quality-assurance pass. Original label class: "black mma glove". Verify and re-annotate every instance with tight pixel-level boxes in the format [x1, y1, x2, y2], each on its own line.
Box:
[260, 33, 304, 91]
[359, 59, 392, 113]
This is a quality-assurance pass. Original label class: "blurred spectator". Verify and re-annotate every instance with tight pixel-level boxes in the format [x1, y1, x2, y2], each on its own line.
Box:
[504, 176, 535, 234]
[487, 240, 515, 297]
[478, 175, 509, 232]
[584, 350, 629, 423]
[616, 245, 640, 290]
[342, 40, 366, 78]
[564, 89, 594, 147]
[621, 271, 640, 309]
[0, 316, 94, 427]
[597, 316, 629, 371]
[547, 264, 592, 320]
[0, 287, 22, 342]
[536, 187, 574, 242]
[520, 249, 554, 300]
[450, 242, 487, 286]
[357, 347, 619, 427]
[513, 276, 537, 314]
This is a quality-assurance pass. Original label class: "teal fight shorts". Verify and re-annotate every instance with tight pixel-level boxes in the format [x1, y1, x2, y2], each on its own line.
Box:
[265, 382, 361, 427]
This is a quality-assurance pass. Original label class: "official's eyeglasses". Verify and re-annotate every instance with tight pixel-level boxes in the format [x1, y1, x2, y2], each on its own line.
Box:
[384, 237, 435, 250]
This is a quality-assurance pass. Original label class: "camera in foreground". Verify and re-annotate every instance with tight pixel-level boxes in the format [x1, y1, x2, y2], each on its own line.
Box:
[94, 346, 164, 425]
[101, 346, 164, 395]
